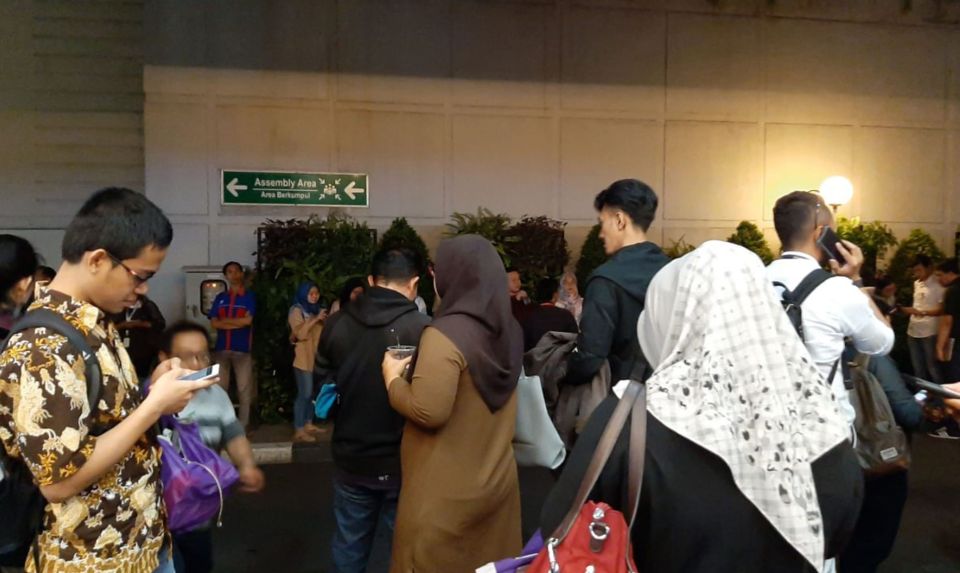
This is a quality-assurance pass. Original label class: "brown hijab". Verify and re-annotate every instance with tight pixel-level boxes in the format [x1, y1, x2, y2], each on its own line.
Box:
[432, 234, 523, 412]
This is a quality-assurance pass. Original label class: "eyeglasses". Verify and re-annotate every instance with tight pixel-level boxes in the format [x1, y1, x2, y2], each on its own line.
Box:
[106, 252, 154, 287]
[174, 352, 211, 366]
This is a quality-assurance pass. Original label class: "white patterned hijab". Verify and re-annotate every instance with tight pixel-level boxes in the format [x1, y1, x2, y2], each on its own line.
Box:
[637, 241, 849, 572]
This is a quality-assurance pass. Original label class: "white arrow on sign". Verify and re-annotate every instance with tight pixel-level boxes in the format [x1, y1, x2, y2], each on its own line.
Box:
[226, 178, 248, 197]
[343, 181, 366, 201]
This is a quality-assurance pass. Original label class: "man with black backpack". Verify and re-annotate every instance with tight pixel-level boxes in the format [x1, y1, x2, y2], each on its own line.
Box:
[768, 192, 896, 573]
[767, 191, 894, 425]
[0, 188, 216, 573]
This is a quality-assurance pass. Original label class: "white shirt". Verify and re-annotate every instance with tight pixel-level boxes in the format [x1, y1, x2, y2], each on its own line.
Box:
[767, 252, 895, 424]
[907, 276, 945, 339]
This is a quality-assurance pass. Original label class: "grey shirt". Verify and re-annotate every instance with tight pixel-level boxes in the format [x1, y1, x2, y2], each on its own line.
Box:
[176, 384, 245, 451]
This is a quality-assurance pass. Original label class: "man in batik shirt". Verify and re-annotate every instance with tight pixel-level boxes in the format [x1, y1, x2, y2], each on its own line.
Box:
[0, 188, 216, 573]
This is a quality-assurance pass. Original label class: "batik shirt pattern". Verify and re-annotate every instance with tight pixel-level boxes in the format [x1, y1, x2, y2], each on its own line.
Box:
[0, 288, 166, 573]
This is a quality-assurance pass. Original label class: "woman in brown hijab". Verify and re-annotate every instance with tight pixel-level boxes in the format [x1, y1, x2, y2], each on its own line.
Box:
[382, 234, 523, 572]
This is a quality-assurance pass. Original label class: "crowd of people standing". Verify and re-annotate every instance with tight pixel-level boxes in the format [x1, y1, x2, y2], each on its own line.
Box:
[1, 179, 960, 573]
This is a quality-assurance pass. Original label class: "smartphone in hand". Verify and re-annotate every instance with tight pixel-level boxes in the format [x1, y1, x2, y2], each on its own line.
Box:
[816, 226, 846, 265]
[178, 364, 220, 382]
[906, 375, 960, 401]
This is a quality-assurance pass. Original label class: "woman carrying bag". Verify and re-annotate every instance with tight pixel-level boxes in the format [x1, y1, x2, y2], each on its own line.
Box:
[289, 281, 326, 443]
[382, 235, 523, 572]
[539, 241, 863, 573]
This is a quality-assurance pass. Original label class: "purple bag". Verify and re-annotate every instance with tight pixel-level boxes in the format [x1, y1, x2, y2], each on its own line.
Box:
[157, 415, 239, 533]
[475, 531, 543, 573]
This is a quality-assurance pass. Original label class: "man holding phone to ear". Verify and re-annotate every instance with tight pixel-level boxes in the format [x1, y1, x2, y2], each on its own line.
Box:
[0, 188, 217, 573]
[767, 191, 894, 425]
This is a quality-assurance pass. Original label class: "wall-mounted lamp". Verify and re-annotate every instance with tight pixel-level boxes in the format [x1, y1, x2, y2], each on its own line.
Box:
[819, 176, 853, 214]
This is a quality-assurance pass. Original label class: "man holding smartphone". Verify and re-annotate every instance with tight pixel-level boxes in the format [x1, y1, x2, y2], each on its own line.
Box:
[768, 191, 896, 573]
[903, 255, 946, 385]
[0, 188, 216, 573]
[767, 191, 894, 425]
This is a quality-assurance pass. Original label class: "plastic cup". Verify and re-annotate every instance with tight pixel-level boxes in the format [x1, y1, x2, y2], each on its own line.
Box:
[387, 345, 417, 360]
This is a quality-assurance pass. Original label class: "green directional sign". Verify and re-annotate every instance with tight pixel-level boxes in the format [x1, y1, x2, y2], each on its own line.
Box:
[221, 170, 369, 207]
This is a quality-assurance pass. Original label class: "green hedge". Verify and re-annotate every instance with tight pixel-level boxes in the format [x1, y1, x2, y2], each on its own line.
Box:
[252, 215, 378, 423]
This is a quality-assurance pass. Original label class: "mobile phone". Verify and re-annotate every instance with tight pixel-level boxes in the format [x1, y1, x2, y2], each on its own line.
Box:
[178, 364, 219, 382]
[904, 375, 960, 401]
[816, 226, 846, 265]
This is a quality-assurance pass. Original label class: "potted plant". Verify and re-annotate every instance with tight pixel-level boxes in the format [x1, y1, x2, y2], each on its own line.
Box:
[445, 208, 514, 264]
[504, 216, 569, 290]
[380, 217, 434, 312]
[727, 221, 775, 265]
[836, 217, 898, 280]
[575, 224, 607, 288]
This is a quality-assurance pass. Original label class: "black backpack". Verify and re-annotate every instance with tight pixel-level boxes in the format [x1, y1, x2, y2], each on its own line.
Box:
[0, 309, 102, 561]
[774, 267, 836, 344]
[774, 266, 842, 380]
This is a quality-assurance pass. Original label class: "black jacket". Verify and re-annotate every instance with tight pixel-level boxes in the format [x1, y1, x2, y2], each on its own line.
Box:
[565, 242, 669, 386]
[314, 287, 431, 478]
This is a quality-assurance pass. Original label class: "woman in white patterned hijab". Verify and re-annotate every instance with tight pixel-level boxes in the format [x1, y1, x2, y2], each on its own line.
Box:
[637, 240, 851, 572]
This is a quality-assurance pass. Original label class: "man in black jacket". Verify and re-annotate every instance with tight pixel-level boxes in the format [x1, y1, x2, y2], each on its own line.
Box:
[314, 248, 430, 573]
[565, 179, 669, 386]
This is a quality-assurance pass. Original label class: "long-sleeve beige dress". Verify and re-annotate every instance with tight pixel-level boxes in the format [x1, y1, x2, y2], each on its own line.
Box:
[387, 326, 521, 572]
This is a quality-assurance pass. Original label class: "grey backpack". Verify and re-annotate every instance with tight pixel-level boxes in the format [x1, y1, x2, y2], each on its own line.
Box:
[846, 355, 910, 476]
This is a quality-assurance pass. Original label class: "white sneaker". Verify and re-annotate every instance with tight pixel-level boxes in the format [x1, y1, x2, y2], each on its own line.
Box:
[928, 427, 960, 440]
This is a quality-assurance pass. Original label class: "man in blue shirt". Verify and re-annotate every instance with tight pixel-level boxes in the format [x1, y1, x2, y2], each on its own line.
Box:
[208, 261, 256, 427]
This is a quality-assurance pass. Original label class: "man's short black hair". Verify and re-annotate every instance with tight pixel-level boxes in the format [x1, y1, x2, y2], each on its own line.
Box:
[222, 261, 244, 275]
[912, 254, 933, 268]
[371, 248, 419, 283]
[535, 277, 559, 303]
[160, 321, 210, 355]
[62, 187, 173, 263]
[505, 267, 519, 275]
[873, 275, 893, 291]
[773, 191, 823, 250]
[593, 179, 658, 232]
[936, 258, 958, 274]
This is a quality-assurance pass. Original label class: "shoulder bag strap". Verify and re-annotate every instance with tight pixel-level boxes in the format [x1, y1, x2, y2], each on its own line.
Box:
[549, 379, 643, 542]
[791, 269, 836, 306]
[624, 382, 647, 528]
[7, 309, 101, 409]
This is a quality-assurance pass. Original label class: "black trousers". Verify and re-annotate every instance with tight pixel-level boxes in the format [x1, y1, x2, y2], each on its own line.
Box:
[838, 471, 909, 573]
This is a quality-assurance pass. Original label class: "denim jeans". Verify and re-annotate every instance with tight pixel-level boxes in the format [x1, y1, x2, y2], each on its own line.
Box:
[331, 478, 399, 573]
[153, 545, 175, 573]
[908, 335, 943, 384]
[293, 368, 314, 430]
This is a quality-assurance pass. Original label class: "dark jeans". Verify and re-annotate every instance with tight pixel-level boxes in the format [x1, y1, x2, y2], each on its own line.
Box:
[908, 335, 943, 384]
[331, 478, 399, 573]
[173, 528, 214, 573]
[838, 471, 909, 573]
